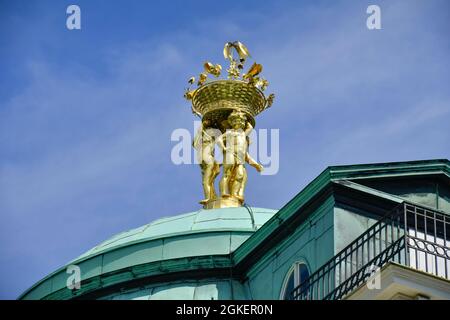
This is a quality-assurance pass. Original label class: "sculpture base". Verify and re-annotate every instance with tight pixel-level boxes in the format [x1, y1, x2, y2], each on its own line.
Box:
[202, 197, 243, 209]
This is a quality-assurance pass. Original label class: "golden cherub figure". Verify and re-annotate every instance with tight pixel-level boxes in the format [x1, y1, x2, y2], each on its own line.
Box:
[217, 110, 263, 203]
[193, 120, 221, 205]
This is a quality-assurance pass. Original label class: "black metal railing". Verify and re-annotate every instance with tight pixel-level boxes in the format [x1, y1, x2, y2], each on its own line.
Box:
[291, 202, 450, 300]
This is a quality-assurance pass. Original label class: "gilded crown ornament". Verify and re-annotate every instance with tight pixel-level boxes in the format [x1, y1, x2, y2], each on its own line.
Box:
[184, 41, 275, 209]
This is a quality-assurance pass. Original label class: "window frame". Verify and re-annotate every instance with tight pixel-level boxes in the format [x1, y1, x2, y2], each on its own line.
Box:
[279, 261, 310, 300]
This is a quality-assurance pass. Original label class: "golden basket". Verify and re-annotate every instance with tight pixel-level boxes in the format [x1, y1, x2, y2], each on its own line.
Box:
[191, 80, 267, 129]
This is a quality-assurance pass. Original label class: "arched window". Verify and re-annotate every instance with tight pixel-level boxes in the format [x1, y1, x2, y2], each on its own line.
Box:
[280, 262, 310, 300]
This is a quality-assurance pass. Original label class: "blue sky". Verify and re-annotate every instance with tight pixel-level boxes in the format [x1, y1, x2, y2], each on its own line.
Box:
[0, 0, 449, 299]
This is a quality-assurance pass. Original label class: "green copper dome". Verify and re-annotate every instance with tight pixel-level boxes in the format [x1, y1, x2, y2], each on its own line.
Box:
[20, 207, 276, 300]
[77, 206, 276, 261]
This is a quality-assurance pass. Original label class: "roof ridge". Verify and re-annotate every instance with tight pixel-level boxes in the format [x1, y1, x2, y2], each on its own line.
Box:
[328, 158, 449, 171]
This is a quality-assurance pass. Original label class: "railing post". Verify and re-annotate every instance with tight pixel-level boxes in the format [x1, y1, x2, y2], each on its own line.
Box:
[403, 203, 410, 267]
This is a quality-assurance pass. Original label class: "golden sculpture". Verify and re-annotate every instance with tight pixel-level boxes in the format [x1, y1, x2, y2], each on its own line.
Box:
[217, 110, 263, 202]
[193, 120, 221, 205]
[184, 41, 275, 209]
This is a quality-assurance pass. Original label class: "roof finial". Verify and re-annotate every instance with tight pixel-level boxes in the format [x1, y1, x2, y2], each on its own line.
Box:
[184, 42, 275, 209]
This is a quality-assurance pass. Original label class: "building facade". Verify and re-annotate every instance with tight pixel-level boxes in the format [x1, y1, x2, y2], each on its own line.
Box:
[19, 159, 450, 300]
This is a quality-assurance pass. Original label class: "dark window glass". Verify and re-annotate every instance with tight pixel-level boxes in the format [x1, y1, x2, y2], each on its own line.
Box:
[298, 263, 310, 292]
[299, 264, 309, 284]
